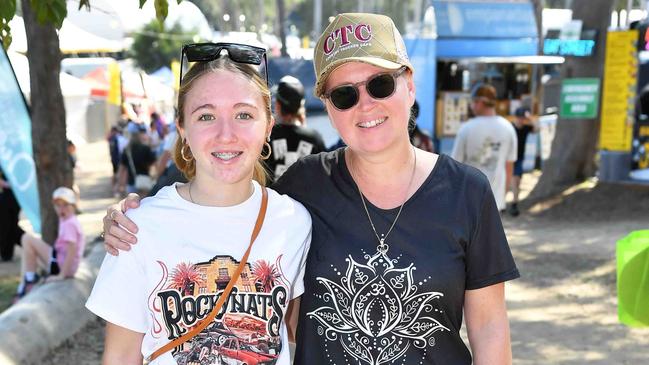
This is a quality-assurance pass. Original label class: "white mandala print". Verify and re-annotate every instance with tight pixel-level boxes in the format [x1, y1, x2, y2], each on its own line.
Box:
[308, 251, 450, 365]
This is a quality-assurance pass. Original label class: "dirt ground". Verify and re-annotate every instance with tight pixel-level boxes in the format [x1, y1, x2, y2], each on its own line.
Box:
[4, 141, 647, 364]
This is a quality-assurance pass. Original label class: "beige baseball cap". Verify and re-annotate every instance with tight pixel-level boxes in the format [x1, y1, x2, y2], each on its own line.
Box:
[52, 187, 77, 205]
[313, 13, 414, 97]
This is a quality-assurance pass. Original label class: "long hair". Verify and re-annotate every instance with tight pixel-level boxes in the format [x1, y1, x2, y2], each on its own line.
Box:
[173, 58, 272, 185]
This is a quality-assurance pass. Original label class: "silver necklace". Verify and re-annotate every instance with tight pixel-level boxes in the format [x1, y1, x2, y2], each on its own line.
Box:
[349, 146, 417, 255]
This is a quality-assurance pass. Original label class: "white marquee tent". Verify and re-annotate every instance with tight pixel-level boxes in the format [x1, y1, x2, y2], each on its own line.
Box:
[7, 51, 92, 145]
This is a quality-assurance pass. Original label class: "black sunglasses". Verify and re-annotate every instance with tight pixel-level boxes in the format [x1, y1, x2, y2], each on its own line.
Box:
[323, 67, 407, 111]
[180, 42, 268, 87]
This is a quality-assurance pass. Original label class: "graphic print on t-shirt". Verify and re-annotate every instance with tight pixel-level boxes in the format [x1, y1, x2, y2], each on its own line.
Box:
[467, 137, 500, 182]
[308, 250, 450, 365]
[272, 138, 314, 178]
[147, 255, 289, 365]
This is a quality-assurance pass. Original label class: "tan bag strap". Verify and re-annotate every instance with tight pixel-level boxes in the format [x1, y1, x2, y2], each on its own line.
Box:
[147, 186, 268, 362]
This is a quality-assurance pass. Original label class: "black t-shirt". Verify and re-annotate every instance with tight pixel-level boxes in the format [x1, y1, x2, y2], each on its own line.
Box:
[273, 149, 519, 365]
[514, 124, 534, 162]
[265, 123, 326, 182]
[119, 143, 156, 185]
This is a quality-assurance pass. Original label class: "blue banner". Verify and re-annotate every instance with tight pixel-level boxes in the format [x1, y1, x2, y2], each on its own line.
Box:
[0, 48, 41, 233]
[433, 0, 538, 39]
[405, 38, 437, 139]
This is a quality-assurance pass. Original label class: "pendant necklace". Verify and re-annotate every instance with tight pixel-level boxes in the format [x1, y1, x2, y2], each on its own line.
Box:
[348, 146, 417, 255]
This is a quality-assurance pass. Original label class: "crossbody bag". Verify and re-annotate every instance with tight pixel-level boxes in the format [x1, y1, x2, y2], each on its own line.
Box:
[147, 186, 269, 362]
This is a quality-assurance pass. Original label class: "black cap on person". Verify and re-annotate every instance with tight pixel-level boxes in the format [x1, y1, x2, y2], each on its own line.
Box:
[275, 75, 304, 115]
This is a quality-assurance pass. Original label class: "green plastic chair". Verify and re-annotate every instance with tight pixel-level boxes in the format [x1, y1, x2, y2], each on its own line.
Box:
[617, 230, 649, 327]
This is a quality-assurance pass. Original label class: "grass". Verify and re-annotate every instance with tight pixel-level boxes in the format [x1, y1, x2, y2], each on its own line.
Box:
[0, 275, 21, 313]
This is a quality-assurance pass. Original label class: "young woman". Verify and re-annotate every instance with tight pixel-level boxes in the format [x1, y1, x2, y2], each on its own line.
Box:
[102, 14, 518, 365]
[87, 48, 311, 365]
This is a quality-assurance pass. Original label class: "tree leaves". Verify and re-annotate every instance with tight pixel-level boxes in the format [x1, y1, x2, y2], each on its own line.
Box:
[0, 0, 16, 49]
[78, 0, 91, 11]
[0, 0, 16, 19]
[30, 0, 67, 29]
[154, 0, 169, 23]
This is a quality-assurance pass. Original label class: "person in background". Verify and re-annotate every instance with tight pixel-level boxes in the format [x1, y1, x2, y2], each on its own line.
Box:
[150, 112, 167, 141]
[409, 100, 434, 152]
[118, 125, 156, 196]
[509, 106, 538, 217]
[108, 125, 128, 196]
[102, 14, 519, 364]
[266, 75, 326, 182]
[150, 122, 188, 196]
[451, 83, 517, 212]
[0, 168, 24, 261]
[13, 187, 85, 302]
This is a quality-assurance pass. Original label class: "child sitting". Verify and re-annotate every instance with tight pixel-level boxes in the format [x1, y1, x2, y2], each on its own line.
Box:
[14, 187, 85, 301]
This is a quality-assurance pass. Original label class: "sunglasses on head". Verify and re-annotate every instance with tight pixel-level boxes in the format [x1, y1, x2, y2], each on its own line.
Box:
[180, 42, 268, 87]
[323, 67, 407, 111]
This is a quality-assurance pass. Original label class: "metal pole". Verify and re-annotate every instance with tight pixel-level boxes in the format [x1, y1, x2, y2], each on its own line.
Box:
[314, 0, 322, 39]
[414, 0, 422, 32]
[627, 0, 633, 28]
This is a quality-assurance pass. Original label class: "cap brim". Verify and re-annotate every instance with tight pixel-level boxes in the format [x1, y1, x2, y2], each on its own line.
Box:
[315, 57, 410, 97]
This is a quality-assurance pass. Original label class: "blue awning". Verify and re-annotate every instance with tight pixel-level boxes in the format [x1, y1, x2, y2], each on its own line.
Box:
[433, 0, 539, 58]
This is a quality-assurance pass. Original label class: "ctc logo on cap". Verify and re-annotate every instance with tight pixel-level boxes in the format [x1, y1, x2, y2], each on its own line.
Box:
[323, 23, 372, 55]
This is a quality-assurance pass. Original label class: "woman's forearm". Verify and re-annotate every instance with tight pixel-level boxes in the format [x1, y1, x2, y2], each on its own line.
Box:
[465, 283, 513, 365]
[468, 315, 512, 365]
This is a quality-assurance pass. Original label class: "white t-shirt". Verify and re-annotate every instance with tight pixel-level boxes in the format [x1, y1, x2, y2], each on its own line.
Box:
[86, 181, 311, 364]
[451, 115, 517, 210]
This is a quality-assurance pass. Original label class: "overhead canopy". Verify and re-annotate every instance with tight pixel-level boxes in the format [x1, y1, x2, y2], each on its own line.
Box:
[7, 51, 91, 98]
[432, 0, 539, 58]
[8, 16, 124, 54]
[65, 0, 213, 41]
[82, 66, 145, 99]
[449, 55, 565, 65]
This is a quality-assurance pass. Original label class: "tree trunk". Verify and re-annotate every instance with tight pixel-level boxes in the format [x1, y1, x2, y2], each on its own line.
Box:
[528, 0, 614, 201]
[22, 0, 71, 243]
[277, 0, 288, 57]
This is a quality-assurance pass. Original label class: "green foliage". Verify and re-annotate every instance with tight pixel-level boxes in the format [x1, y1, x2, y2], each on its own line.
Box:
[30, 0, 67, 28]
[130, 20, 197, 73]
[0, 0, 14, 49]
[78, 0, 90, 10]
[154, 0, 168, 23]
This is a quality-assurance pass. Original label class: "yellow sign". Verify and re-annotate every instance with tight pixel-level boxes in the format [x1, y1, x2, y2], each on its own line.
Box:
[171, 60, 181, 92]
[107, 61, 121, 106]
[600, 30, 637, 152]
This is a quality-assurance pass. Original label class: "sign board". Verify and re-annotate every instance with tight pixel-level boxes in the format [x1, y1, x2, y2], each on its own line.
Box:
[560, 78, 600, 119]
[436, 91, 470, 137]
[600, 30, 638, 152]
[0, 49, 41, 232]
[544, 39, 596, 57]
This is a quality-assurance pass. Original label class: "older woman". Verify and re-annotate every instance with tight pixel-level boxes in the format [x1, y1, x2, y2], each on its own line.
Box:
[102, 14, 518, 365]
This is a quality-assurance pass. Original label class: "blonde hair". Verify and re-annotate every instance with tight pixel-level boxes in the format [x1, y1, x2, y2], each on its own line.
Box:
[173, 58, 272, 185]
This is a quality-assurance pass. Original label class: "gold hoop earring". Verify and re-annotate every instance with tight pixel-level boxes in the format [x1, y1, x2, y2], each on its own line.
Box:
[181, 141, 193, 162]
[261, 141, 272, 160]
